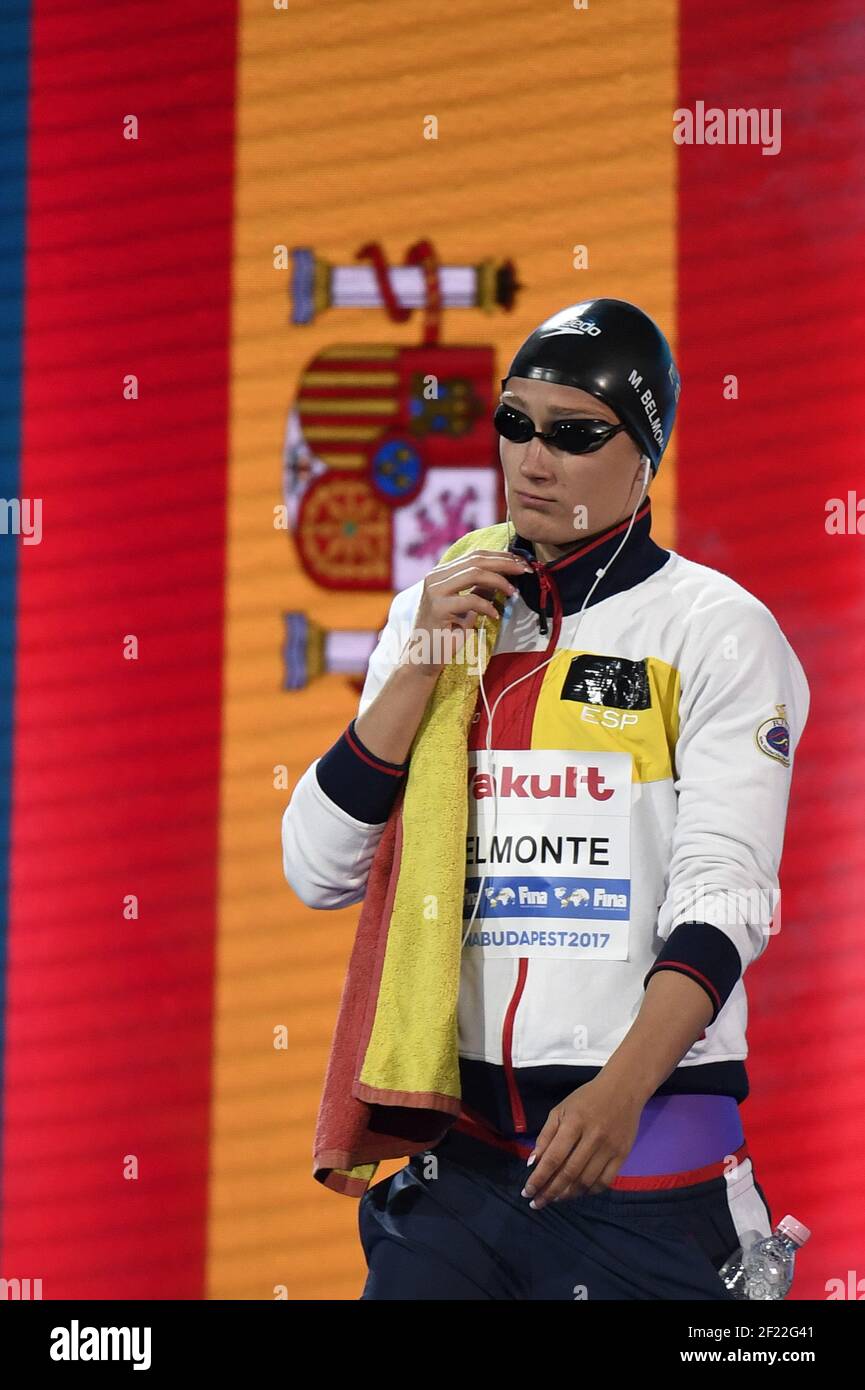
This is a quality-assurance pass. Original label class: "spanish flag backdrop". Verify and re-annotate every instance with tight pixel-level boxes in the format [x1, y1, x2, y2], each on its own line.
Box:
[0, 0, 863, 1300]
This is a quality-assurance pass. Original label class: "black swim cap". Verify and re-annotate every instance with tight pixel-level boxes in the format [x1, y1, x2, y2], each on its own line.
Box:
[501, 298, 681, 474]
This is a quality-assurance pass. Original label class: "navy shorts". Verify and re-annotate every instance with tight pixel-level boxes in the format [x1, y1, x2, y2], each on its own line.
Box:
[358, 1127, 774, 1301]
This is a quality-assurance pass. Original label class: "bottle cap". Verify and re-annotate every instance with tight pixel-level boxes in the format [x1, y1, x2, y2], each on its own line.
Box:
[777, 1214, 811, 1245]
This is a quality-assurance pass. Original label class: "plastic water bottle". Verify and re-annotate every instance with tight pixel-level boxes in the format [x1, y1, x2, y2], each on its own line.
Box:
[719, 1215, 811, 1300]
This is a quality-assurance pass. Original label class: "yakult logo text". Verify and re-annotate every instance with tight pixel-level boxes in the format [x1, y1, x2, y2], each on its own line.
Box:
[468, 763, 614, 801]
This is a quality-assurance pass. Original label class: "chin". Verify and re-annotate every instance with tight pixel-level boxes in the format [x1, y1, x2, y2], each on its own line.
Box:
[510, 506, 573, 547]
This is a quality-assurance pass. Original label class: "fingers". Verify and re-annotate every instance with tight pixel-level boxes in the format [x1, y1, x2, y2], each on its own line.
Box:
[431, 552, 532, 587]
[447, 594, 500, 624]
[537, 1138, 609, 1205]
[408, 551, 530, 675]
[415, 552, 530, 644]
[523, 1111, 622, 1207]
[428, 565, 523, 600]
[525, 1106, 561, 1169]
[438, 549, 531, 569]
[521, 1109, 576, 1203]
[587, 1156, 622, 1195]
[527, 1134, 608, 1207]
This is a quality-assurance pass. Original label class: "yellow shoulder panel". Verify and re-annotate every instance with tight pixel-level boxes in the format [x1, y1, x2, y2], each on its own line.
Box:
[530, 650, 681, 783]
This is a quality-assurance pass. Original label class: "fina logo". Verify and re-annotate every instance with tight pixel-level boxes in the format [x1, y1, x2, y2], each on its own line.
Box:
[563, 316, 601, 336]
[484, 884, 592, 910]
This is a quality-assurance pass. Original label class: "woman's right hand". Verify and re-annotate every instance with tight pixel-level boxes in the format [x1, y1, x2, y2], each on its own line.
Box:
[404, 549, 533, 677]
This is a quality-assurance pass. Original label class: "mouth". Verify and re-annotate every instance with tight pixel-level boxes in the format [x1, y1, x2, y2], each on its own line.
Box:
[514, 490, 556, 508]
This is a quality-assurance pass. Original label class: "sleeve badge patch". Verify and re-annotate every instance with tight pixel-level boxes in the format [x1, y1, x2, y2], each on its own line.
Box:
[755, 704, 791, 765]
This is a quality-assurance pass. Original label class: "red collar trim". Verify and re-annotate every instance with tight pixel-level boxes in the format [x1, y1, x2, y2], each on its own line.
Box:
[544, 499, 652, 571]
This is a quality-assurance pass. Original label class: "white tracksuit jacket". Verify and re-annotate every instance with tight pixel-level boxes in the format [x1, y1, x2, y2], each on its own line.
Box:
[281, 502, 809, 1136]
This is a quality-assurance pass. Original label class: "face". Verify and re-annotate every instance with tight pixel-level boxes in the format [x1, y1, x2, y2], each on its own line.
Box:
[498, 377, 650, 559]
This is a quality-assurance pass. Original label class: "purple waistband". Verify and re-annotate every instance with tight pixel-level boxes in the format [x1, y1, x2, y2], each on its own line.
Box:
[519, 1094, 744, 1176]
[617, 1094, 744, 1175]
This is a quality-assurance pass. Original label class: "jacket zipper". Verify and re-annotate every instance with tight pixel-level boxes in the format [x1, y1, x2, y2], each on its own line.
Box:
[501, 958, 529, 1130]
[536, 569, 552, 635]
[497, 514, 645, 1128]
[499, 559, 563, 1133]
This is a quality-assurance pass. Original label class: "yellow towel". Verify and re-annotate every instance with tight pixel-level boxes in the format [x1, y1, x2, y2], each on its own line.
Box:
[316, 522, 511, 1195]
[360, 523, 511, 1096]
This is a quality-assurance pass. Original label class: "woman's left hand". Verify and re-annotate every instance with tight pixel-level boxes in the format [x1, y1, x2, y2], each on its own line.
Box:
[521, 1073, 645, 1208]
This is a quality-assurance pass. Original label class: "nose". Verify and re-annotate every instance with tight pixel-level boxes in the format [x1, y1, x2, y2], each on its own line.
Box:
[516, 433, 556, 477]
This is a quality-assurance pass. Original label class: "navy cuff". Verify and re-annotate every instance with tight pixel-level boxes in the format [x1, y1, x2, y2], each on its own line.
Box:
[315, 717, 408, 824]
[643, 922, 743, 1025]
